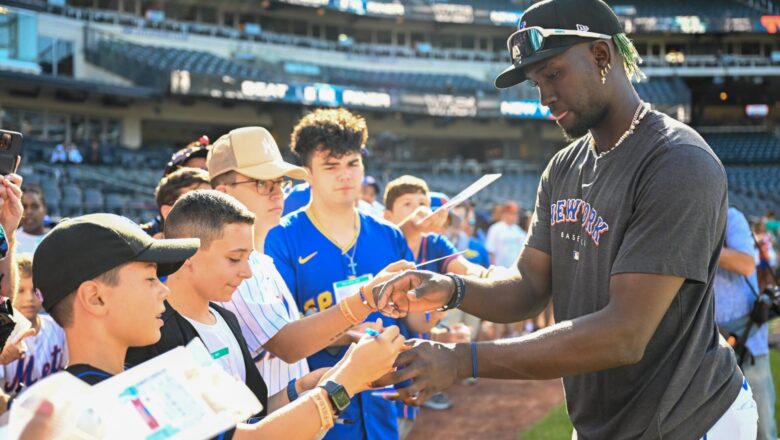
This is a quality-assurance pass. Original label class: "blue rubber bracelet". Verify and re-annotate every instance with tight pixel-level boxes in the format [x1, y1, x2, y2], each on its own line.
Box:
[471, 342, 478, 379]
[287, 378, 299, 402]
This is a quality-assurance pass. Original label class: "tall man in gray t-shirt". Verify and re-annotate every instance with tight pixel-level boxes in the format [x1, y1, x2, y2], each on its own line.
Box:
[372, 1, 758, 438]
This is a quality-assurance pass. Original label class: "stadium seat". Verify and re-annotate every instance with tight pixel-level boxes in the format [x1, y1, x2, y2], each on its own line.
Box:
[83, 188, 105, 212]
[105, 193, 126, 215]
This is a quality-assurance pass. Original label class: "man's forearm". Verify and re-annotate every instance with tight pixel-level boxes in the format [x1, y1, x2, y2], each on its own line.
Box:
[454, 308, 642, 381]
[458, 273, 549, 323]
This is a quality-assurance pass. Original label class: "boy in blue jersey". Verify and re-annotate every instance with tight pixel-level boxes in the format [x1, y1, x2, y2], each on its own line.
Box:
[384, 176, 486, 279]
[208, 126, 414, 397]
[266, 108, 415, 440]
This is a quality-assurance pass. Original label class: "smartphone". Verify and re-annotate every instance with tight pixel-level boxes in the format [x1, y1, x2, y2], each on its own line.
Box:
[0, 130, 22, 175]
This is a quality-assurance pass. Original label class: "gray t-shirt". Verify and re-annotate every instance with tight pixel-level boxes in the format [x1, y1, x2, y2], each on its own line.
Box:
[526, 110, 742, 440]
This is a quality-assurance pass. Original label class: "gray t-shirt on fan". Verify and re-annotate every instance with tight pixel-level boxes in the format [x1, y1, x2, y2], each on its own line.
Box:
[525, 110, 742, 440]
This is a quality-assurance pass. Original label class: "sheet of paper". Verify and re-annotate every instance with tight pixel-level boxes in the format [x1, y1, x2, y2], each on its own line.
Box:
[8, 340, 262, 440]
[422, 173, 502, 221]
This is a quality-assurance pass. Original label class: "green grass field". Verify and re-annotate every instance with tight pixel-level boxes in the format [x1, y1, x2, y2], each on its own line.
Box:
[523, 403, 571, 440]
[522, 350, 780, 439]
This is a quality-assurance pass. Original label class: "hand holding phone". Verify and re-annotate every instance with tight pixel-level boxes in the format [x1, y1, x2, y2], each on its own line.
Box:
[0, 130, 22, 175]
[0, 174, 24, 238]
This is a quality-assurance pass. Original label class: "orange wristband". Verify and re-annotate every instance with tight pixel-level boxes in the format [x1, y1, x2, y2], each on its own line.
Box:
[311, 389, 335, 431]
[338, 299, 361, 326]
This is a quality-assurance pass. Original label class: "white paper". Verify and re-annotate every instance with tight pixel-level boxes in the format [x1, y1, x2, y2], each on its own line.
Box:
[422, 173, 502, 221]
[7, 339, 262, 440]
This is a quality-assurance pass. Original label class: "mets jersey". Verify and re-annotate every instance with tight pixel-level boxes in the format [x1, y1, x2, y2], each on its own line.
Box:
[0, 314, 67, 398]
[218, 250, 309, 395]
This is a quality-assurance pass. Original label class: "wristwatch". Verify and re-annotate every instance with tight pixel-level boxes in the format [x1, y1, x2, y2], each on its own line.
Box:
[318, 381, 351, 415]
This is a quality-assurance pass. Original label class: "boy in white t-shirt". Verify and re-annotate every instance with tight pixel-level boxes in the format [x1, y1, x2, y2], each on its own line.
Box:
[0, 254, 67, 412]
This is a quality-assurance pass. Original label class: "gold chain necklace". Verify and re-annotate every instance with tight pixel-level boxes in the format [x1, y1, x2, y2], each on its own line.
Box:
[591, 102, 649, 158]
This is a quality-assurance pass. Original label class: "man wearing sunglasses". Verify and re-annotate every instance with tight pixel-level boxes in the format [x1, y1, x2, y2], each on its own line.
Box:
[372, 0, 756, 439]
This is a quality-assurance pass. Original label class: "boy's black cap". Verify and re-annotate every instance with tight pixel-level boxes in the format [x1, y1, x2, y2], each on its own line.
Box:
[495, 0, 623, 89]
[33, 213, 200, 312]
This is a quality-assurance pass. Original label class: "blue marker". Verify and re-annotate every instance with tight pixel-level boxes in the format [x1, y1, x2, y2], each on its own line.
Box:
[365, 328, 380, 337]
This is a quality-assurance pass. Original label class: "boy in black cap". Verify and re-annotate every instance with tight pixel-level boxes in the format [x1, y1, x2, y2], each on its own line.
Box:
[33, 213, 199, 383]
[374, 0, 757, 439]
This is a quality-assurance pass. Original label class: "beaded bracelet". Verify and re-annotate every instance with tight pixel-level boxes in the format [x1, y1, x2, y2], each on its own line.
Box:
[338, 298, 361, 325]
[311, 389, 335, 431]
[359, 285, 376, 311]
[438, 274, 466, 311]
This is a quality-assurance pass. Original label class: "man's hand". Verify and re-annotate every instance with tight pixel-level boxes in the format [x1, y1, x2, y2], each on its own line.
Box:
[360, 260, 416, 310]
[0, 174, 23, 239]
[398, 206, 449, 236]
[372, 270, 455, 318]
[373, 339, 466, 405]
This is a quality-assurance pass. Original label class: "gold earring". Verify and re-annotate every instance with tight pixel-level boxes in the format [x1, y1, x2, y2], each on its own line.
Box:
[600, 63, 612, 85]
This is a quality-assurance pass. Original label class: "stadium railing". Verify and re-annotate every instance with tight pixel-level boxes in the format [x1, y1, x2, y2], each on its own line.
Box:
[83, 28, 692, 109]
[27, 1, 779, 70]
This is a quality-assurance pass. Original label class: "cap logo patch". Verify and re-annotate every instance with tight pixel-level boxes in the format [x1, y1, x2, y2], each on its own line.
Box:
[512, 45, 521, 60]
[576, 24, 590, 32]
[262, 137, 278, 159]
[519, 21, 526, 30]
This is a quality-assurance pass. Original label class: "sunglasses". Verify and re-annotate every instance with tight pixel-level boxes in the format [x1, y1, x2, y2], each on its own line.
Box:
[506, 26, 612, 64]
[229, 178, 292, 196]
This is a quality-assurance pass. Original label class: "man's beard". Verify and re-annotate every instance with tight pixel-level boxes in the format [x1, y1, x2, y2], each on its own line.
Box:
[559, 104, 609, 142]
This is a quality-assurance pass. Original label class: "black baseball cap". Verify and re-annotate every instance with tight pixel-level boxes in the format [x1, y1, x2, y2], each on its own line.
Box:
[34, 213, 200, 312]
[494, 0, 623, 89]
[163, 136, 210, 176]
